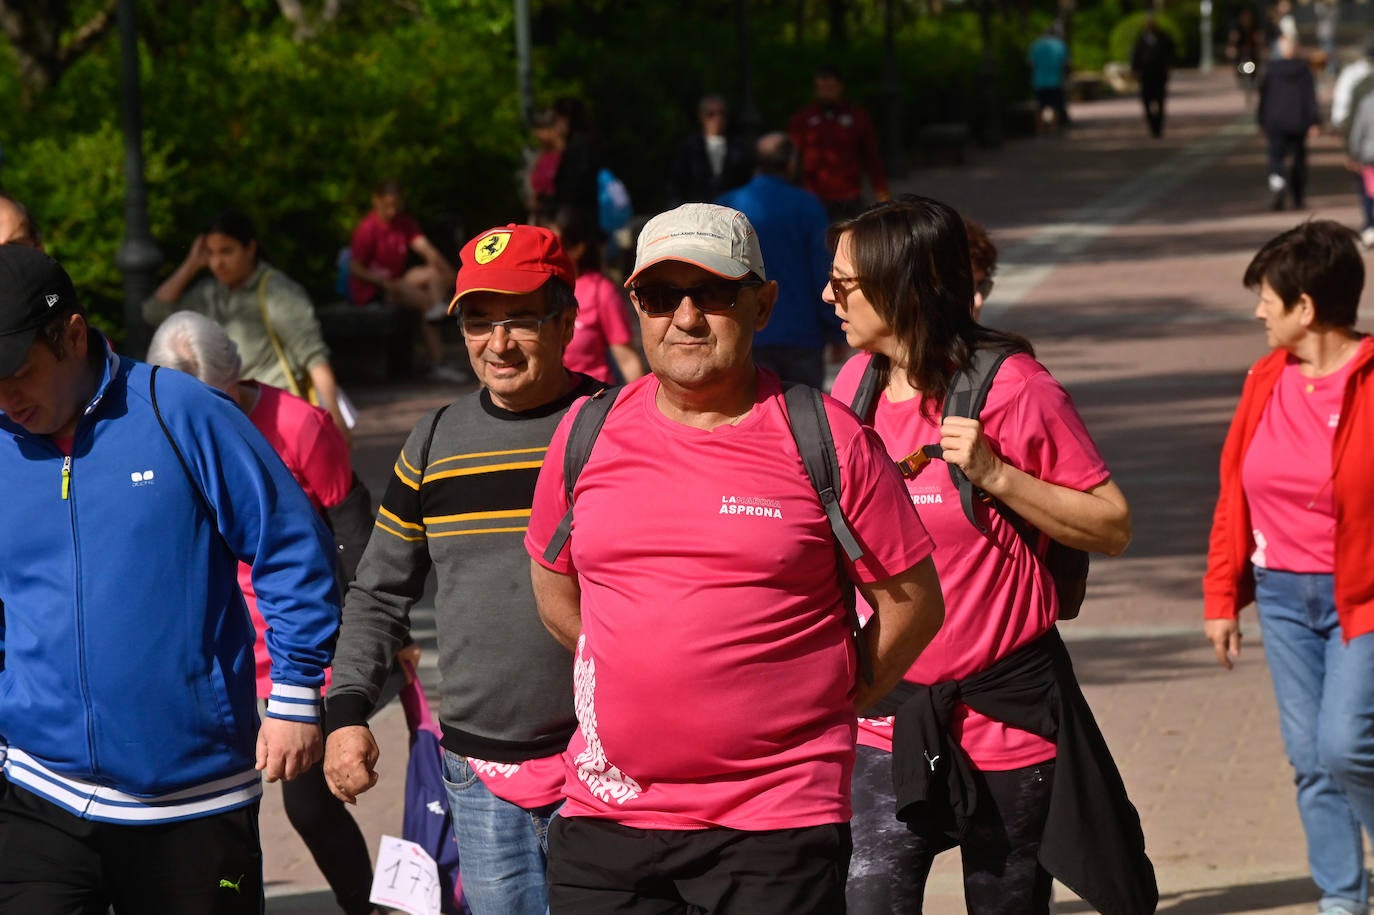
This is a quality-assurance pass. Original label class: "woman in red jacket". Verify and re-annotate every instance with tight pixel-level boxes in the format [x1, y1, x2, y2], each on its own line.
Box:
[1204, 220, 1374, 915]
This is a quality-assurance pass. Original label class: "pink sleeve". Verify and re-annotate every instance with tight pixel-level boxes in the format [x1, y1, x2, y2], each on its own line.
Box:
[298, 410, 354, 510]
[988, 360, 1109, 492]
[524, 404, 581, 572]
[830, 404, 935, 582]
[595, 280, 634, 346]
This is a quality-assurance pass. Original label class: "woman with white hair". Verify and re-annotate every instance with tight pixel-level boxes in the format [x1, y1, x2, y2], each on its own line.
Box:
[146, 311, 383, 915]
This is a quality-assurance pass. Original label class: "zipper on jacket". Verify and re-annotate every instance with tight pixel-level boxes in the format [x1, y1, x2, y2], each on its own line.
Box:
[65, 455, 99, 775]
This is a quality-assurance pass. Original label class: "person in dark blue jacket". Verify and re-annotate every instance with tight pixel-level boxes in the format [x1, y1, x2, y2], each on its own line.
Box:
[1259, 35, 1321, 210]
[0, 246, 340, 914]
[718, 132, 842, 388]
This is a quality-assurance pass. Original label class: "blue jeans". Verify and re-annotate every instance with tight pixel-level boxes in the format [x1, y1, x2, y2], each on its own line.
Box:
[441, 750, 561, 915]
[1256, 568, 1374, 914]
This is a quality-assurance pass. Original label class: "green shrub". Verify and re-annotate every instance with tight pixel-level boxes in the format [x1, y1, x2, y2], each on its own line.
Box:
[1109, 11, 1188, 66]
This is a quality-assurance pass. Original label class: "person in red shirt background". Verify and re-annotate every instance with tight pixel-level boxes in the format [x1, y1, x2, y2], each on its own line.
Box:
[348, 180, 465, 382]
[788, 65, 890, 221]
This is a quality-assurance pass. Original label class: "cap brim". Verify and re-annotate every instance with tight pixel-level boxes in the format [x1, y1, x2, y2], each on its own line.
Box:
[625, 253, 754, 288]
[452, 268, 552, 307]
[0, 327, 38, 380]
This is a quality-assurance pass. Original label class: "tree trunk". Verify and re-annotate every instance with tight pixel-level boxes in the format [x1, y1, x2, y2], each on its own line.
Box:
[827, 0, 847, 47]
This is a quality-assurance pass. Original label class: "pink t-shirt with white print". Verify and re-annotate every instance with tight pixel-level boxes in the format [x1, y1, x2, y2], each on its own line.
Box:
[525, 370, 934, 830]
[832, 351, 1110, 771]
[467, 753, 565, 809]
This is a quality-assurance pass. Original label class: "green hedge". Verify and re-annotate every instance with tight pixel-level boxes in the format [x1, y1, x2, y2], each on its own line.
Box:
[1108, 11, 1190, 67]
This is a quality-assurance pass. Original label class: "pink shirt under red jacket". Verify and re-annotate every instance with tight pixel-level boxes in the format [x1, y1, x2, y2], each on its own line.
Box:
[1204, 339, 1374, 640]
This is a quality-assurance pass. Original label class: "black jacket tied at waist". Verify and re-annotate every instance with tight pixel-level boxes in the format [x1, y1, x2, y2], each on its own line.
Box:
[883, 627, 1158, 915]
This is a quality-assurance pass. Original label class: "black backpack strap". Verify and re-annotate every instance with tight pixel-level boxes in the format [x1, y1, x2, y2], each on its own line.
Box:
[941, 347, 1017, 534]
[848, 356, 884, 424]
[783, 384, 872, 686]
[420, 404, 451, 481]
[541, 386, 622, 564]
[786, 385, 863, 562]
[151, 366, 220, 531]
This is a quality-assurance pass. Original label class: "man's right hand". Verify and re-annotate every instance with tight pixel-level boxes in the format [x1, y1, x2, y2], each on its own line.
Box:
[324, 725, 380, 804]
[182, 234, 210, 272]
[1205, 617, 1242, 670]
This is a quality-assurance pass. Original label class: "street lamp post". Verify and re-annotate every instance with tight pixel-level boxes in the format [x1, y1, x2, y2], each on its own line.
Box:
[114, 0, 161, 357]
[736, 0, 760, 142]
[514, 0, 533, 126]
[978, 0, 1002, 148]
[882, 0, 906, 178]
[1200, 0, 1214, 74]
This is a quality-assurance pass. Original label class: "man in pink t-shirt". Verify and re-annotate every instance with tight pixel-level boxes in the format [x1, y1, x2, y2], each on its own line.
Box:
[525, 203, 946, 914]
[347, 180, 464, 382]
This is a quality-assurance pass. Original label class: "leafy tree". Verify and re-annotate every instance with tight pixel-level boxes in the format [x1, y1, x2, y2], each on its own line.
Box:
[0, 0, 116, 105]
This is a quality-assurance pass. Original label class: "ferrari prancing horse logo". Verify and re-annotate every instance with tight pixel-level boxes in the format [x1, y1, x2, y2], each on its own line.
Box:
[474, 231, 511, 264]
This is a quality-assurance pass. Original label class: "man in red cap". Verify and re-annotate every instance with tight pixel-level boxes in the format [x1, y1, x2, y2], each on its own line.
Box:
[324, 224, 604, 914]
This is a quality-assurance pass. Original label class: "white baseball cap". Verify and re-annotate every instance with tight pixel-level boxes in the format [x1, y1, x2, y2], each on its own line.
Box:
[625, 203, 767, 286]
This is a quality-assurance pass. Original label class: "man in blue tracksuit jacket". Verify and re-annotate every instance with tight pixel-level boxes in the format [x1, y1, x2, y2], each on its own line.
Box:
[0, 246, 340, 913]
[717, 132, 843, 390]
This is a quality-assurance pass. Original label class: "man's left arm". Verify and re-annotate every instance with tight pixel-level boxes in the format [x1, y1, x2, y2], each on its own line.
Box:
[177, 382, 339, 779]
[854, 558, 944, 712]
[531, 561, 583, 650]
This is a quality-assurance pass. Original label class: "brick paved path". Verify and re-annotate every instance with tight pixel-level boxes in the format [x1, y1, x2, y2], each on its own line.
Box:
[262, 65, 1372, 913]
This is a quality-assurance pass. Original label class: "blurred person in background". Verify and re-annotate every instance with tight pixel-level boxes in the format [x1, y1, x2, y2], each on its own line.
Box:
[1258, 34, 1319, 211]
[965, 217, 998, 322]
[348, 180, 465, 383]
[666, 94, 754, 207]
[718, 132, 839, 388]
[143, 208, 351, 435]
[551, 209, 645, 384]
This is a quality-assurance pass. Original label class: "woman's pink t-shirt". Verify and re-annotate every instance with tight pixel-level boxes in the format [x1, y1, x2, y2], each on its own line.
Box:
[563, 272, 636, 383]
[1240, 345, 1362, 572]
[831, 352, 1109, 771]
[525, 371, 934, 830]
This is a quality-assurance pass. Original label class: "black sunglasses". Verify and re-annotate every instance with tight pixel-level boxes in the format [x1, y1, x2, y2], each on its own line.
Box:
[629, 279, 763, 317]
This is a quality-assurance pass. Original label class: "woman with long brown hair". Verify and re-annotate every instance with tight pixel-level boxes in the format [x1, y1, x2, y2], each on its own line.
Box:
[826, 195, 1153, 915]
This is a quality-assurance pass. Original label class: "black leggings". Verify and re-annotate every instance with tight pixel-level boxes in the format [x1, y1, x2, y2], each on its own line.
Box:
[847, 745, 1056, 915]
[282, 762, 376, 915]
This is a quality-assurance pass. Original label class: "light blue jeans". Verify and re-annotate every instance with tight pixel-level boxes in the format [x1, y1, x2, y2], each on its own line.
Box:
[1256, 568, 1374, 915]
[441, 750, 560, 915]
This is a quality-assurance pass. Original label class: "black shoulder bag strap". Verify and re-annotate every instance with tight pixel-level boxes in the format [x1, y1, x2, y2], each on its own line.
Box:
[848, 356, 885, 424]
[783, 383, 872, 686]
[150, 366, 222, 532]
[541, 386, 622, 564]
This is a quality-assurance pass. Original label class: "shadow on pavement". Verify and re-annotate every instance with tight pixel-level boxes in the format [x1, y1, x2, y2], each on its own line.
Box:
[264, 888, 336, 913]
[1067, 635, 1216, 687]
[1058, 874, 1313, 913]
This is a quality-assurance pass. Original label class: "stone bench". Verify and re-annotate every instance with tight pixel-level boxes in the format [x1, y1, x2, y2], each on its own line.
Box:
[316, 301, 418, 381]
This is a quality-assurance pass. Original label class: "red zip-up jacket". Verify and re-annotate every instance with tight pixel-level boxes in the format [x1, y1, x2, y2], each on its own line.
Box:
[1203, 339, 1374, 640]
